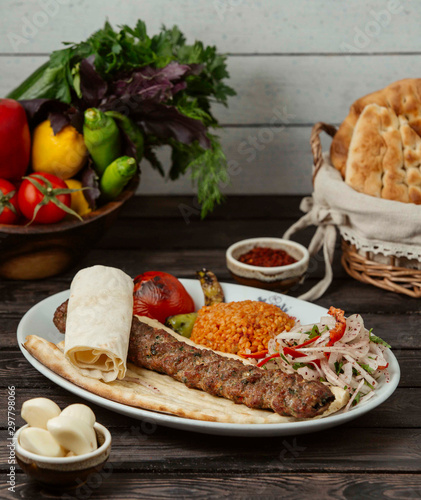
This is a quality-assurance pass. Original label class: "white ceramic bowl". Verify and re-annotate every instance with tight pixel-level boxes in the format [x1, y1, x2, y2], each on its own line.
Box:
[226, 237, 309, 291]
[14, 422, 112, 490]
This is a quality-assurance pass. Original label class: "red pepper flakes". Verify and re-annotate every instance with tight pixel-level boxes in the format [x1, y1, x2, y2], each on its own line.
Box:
[238, 246, 297, 267]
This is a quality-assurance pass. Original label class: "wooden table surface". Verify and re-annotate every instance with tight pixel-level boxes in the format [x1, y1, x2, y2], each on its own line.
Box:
[1, 196, 420, 500]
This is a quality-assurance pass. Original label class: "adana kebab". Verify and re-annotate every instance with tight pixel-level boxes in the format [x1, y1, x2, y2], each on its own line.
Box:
[54, 302, 334, 419]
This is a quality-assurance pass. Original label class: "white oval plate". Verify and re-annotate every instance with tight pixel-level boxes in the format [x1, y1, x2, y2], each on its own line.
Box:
[17, 280, 400, 436]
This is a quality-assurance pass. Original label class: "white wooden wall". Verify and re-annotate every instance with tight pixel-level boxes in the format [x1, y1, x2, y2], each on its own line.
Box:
[1, 0, 419, 196]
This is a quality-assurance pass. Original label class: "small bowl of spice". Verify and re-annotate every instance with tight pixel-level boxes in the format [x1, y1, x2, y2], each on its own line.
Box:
[226, 237, 309, 292]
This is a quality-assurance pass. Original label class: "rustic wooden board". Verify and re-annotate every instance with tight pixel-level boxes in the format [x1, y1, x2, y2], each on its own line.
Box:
[119, 195, 305, 220]
[0, 257, 419, 317]
[1, 386, 419, 431]
[3, 55, 421, 126]
[2, 0, 421, 198]
[2, 426, 420, 473]
[1, 196, 419, 499]
[2, 473, 421, 500]
[0, 0, 418, 54]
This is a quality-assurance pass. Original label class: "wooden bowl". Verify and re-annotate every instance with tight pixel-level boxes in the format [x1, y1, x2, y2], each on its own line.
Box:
[0, 177, 139, 280]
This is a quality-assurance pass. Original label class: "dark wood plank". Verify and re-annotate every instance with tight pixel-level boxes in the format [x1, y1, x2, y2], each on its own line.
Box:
[2, 386, 420, 431]
[119, 195, 305, 220]
[1, 249, 420, 318]
[2, 427, 420, 473]
[97, 218, 316, 250]
[3, 473, 421, 500]
[313, 278, 421, 315]
[1, 194, 420, 499]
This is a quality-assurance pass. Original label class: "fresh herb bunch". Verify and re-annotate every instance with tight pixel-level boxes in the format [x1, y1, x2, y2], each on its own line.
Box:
[8, 21, 236, 217]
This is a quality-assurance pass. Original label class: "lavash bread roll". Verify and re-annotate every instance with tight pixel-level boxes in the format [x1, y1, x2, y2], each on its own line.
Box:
[330, 78, 421, 204]
[64, 265, 133, 382]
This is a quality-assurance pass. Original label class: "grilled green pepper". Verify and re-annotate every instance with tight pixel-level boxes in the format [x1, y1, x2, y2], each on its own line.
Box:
[105, 111, 144, 162]
[196, 268, 225, 306]
[83, 108, 121, 176]
[100, 156, 137, 201]
[166, 313, 198, 338]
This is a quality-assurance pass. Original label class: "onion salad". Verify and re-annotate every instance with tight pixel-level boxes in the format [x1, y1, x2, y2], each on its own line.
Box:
[261, 307, 392, 411]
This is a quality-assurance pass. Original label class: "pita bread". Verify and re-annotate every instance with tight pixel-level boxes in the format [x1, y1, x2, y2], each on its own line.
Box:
[330, 78, 421, 204]
[23, 317, 349, 424]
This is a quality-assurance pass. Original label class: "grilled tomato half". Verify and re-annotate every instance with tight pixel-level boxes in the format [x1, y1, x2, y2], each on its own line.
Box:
[133, 271, 195, 324]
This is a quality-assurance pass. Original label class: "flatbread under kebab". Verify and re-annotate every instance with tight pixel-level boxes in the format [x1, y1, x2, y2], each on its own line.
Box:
[24, 316, 349, 424]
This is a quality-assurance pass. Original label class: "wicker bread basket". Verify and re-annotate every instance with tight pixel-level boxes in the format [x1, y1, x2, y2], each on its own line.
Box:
[310, 122, 421, 298]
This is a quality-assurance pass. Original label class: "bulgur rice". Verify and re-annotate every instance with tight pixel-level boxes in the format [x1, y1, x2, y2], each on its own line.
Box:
[190, 300, 295, 355]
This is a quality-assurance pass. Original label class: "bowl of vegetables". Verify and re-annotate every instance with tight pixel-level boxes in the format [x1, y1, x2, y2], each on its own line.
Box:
[0, 20, 234, 280]
[0, 98, 139, 280]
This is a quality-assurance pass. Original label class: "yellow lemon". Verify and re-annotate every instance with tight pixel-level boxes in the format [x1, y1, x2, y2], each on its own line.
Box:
[65, 179, 92, 217]
[32, 120, 87, 179]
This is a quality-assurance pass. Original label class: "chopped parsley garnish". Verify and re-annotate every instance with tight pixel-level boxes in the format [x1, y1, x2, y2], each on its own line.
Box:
[335, 361, 344, 374]
[369, 329, 391, 348]
[280, 353, 290, 365]
[308, 325, 320, 339]
[292, 362, 306, 370]
[293, 362, 316, 371]
[352, 367, 360, 376]
[358, 363, 374, 374]
[352, 392, 362, 406]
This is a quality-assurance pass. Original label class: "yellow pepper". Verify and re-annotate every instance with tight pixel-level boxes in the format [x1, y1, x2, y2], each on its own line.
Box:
[64, 179, 91, 217]
[32, 120, 87, 179]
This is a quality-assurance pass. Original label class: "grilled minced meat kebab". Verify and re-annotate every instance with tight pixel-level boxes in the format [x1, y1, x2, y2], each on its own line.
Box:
[53, 299, 68, 333]
[54, 302, 334, 418]
[128, 318, 334, 418]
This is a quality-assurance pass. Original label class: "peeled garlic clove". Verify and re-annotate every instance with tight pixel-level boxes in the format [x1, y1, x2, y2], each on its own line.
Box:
[60, 404, 96, 427]
[47, 416, 97, 456]
[21, 398, 61, 430]
[19, 427, 66, 457]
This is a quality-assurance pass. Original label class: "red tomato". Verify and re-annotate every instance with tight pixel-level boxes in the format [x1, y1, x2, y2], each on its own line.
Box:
[133, 271, 195, 323]
[0, 99, 30, 180]
[0, 179, 20, 224]
[18, 172, 71, 224]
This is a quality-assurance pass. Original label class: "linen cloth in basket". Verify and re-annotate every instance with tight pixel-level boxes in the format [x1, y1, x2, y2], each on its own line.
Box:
[284, 153, 421, 301]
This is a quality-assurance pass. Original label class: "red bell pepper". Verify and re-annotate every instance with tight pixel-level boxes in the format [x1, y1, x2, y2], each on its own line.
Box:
[240, 350, 268, 359]
[257, 336, 324, 369]
[283, 335, 321, 368]
[326, 306, 346, 346]
[0, 99, 30, 180]
[257, 353, 280, 368]
[295, 336, 321, 349]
